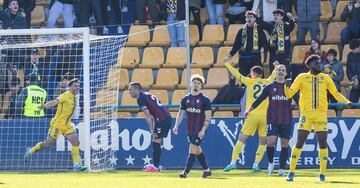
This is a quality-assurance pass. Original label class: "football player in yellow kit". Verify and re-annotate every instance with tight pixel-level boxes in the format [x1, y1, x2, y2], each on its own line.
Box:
[24, 78, 86, 171]
[285, 55, 351, 182]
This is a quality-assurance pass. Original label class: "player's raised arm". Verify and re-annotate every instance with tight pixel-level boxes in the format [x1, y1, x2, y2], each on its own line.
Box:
[143, 109, 154, 133]
[224, 62, 251, 86]
[325, 75, 351, 104]
[173, 110, 185, 135]
[267, 61, 279, 81]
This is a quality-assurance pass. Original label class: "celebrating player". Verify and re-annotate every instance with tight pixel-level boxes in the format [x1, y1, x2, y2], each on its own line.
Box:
[244, 65, 292, 176]
[24, 78, 87, 171]
[223, 61, 278, 172]
[284, 55, 351, 182]
[172, 74, 212, 178]
[128, 82, 172, 172]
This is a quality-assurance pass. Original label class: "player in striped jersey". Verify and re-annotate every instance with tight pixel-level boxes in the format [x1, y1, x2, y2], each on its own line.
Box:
[173, 74, 212, 178]
[284, 55, 351, 182]
[244, 65, 292, 176]
[128, 82, 172, 172]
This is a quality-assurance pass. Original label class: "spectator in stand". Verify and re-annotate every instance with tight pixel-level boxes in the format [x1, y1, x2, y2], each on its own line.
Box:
[76, 0, 104, 32]
[277, 0, 293, 14]
[166, 0, 185, 47]
[4, 78, 21, 119]
[292, 39, 328, 79]
[226, 0, 253, 24]
[296, 0, 320, 44]
[3, 0, 35, 28]
[206, 0, 225, 25]
[136, 0, 161, 24]
[23, 48, 42, 78]
[346, 39, 360, 103]
[340, 0, 360, 46]
[320, 49, 344, 103]
[303, 39, 327, 64]
[224, 11, 268, 77]
[190, 0, 202, 39]
[47, 0, 75, 28]
[0, 0, 27, 29]
[252, 0, 278, 22]
[54, 72, 73, 97]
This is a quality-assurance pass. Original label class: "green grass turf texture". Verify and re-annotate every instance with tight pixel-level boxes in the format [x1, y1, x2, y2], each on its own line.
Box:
[1, 169, 359, 188]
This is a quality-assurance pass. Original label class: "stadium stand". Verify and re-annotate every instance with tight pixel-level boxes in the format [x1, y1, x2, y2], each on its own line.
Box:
[148, 90, 169, 104]
[149, 25, 170, 47]
[324, 22, 347, 44]
[153, 68, 179, 89]
[163, 47, 186, 68]
[189, 25, 200, 46]
[178, 68, 204, 89]
[205, 68, 229, 89]
[333, 1, 347, 22]
[106, 68, 129, 90]
[191, 47, 214, 68]
[292, 110, 300, 118]
[224, 24, 243, 46]
[170, 89, 187, 111]
[341, 109, 360, 117]
[320, 1, 333, 22]
[199, 24, 224, 46]
[213, 111, 234, 118]
[120, 91, 138, 112]
[112, 112, 132, 119]
[126, 25, 150, 47]
[290, 23, 324, 44]
[31, 6, 45, 27]
[139, 47, 164, 68]
[117, 47, 140, 68]
[131, 68, 154, 89]
[327, 109, 337, 117]
[291, 45, 308, 64]
[214, 47, 239, 68]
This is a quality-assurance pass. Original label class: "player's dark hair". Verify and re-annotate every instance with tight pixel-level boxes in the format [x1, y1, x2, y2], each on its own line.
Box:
[304, 54, 320, 66]
[129, 82, 143, 90]
[190, 74, 205, 85]
[251, 66, 263, 76]
[68, 78, 80, 87]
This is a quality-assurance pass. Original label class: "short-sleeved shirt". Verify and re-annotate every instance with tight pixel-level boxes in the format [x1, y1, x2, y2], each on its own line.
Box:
[180, 93, 211, 135]
[137, 92, 171, 123]
[53, 91, 76, 123]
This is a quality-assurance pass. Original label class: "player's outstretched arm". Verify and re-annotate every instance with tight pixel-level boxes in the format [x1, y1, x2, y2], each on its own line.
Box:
[143, 109, 154, 133]
[267, 61, 279, 81]
[326, 75, 351, 104]
[38, 100, 59, 110]
[224, 62, 250, 86]
[198, 110, 212, 139]
[173, 110, 185, 135]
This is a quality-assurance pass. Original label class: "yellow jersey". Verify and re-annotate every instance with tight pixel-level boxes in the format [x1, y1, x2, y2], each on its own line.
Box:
[285, 72, 350, 115]
[225, 62, 276, 115]
[53, 91, 76, 123]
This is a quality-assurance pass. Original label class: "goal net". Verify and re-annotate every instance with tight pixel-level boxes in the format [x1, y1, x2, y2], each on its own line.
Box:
[0, 28, 126, 171]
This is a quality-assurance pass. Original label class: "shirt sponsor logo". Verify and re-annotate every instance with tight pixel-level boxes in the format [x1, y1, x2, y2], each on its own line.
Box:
[271, 95, 288, 101]
[186, 107, 201, 113]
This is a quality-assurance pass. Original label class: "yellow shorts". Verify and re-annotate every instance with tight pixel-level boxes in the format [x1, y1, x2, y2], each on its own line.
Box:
[48, 118, 75, 139]
[241, 114, 267, 137]
[298, 112, 327, 132]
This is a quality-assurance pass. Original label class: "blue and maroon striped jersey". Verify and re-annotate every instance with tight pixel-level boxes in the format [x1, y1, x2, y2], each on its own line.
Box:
[137, 92, 171, 123]
[251, 82, 292, 124]
[180, 93, 211, 135]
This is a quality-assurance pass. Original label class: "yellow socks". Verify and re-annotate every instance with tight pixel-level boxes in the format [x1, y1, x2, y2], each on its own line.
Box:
[254, 144, 266, 164]
[231, 141, 244, 162]
[319, 148, 328, 175]
[71, 146, 80, 165]
[30, 142, 43, 154]
[290, 147, 302, 173]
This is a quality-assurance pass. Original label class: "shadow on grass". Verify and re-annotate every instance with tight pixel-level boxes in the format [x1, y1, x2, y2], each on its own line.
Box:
[329, 181, 360, 184]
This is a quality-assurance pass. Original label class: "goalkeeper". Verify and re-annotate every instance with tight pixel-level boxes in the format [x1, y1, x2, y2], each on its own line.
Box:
[24, 78, 86, 171]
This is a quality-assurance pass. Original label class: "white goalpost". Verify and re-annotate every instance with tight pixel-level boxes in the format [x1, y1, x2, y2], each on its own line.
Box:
[0, 28, 126, 171]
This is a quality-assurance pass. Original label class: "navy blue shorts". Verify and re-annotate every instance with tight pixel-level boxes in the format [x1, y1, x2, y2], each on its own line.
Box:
[187, 134, 203, 146]
[153, 117, 172, 138]
[267, 123, 292, 139]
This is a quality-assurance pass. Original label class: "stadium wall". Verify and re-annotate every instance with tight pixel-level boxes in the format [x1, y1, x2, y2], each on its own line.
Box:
[0, 118, 359, 170]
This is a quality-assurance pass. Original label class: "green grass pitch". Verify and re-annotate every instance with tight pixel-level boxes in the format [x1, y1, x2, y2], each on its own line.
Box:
[1, 169, 360, 188]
